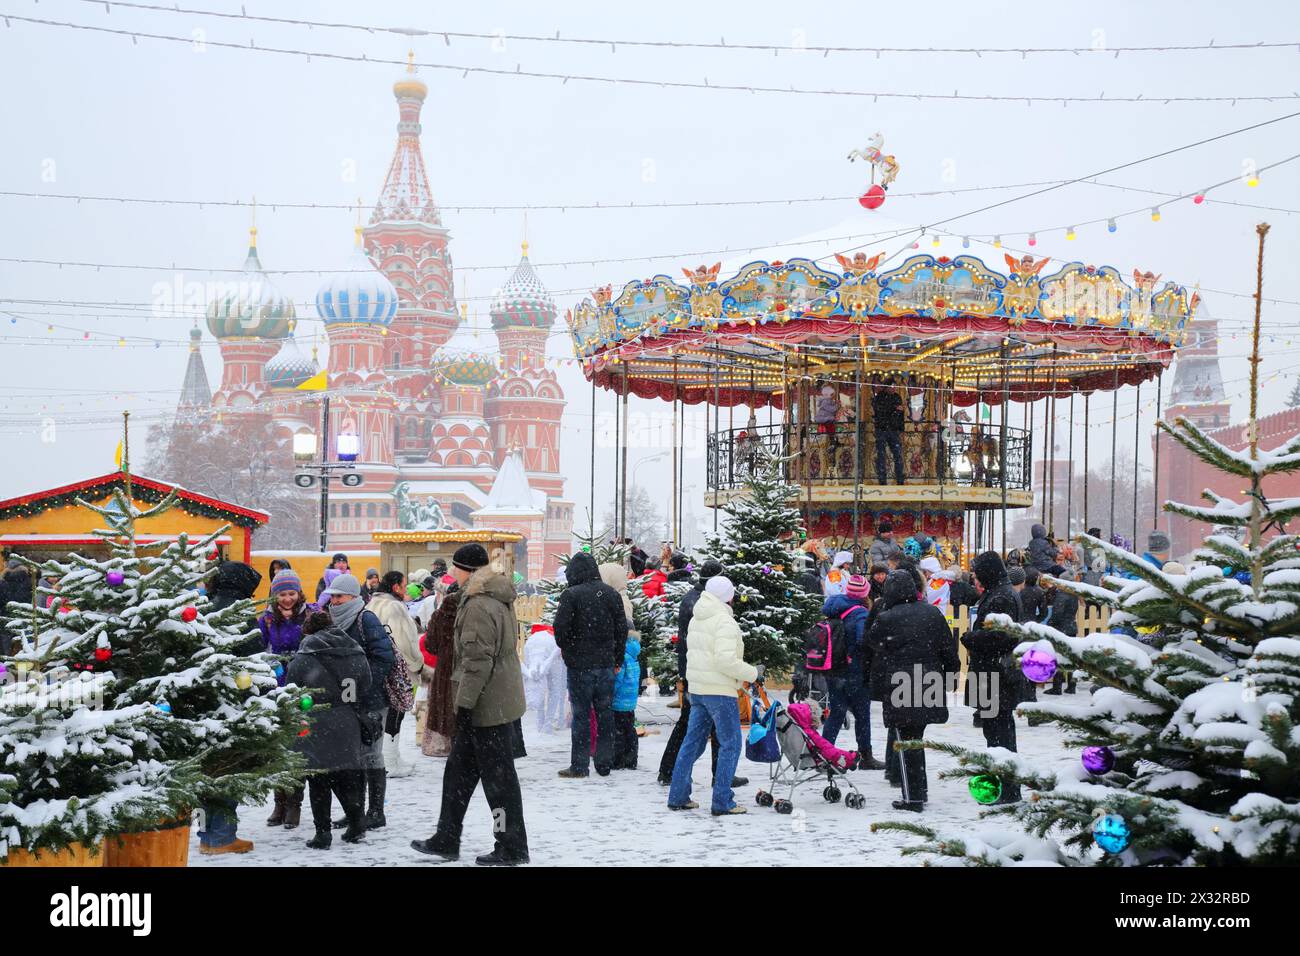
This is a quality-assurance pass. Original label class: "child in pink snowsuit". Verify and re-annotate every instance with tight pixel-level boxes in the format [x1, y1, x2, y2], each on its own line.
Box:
[787, 702, 858, 771]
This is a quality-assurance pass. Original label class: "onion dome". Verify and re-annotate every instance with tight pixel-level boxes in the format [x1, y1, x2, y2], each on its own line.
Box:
[205, 228, 295, 340]
[316, 227, 399, 329]
[393, 50, 427, 101]
[265, 335, 317, 390]
[435, 353, 499, 387]
[490, 241, 557, 330]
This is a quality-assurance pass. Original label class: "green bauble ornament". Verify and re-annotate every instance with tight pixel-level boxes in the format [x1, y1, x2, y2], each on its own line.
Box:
[968, 774, 1002, 805]
[300, 694, 314, 711]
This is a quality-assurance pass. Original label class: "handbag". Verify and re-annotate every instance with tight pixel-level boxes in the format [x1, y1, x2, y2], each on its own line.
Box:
[745, 696, 781, 763]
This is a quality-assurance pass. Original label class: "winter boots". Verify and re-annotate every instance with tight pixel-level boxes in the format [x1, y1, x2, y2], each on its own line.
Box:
[306, 829, 331, 850]
[265, 791, 287, 826]
[363, 768, 387, 830]
[411, 835, 459, 861]
[891, 800, 924, 813]
[856, 749, 885, 771]
[383, 734, 414, 778]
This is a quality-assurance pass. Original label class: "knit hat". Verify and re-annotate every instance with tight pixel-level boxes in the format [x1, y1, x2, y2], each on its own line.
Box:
[1007, 567, 1026, 586]
[331, 553, 348, 565]
[365, 568, 379, 580]
[410, 568, 430, 584]
[705, 575, 735, 603]
[669, 552, 688, 571]
[452, 543, 489, 572]
[918, 556, 941, 576]
[845, 574, 869, 599]
[1161, 561, 1186, 575]
[832, 550, 853, 568]
[1147, 531, 1171, 554]
[321, 573, 361, 597]
[530, 622, 554, 635]
[645, 555, 662, 571]
[870, 562, 889, 575]
[878, 522, 893, 535]
[699, 559, 723, 580]
[270, 569, 302, 596]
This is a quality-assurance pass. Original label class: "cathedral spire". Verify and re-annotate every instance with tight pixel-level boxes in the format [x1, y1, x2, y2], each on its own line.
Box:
[177, 323, 212, 416]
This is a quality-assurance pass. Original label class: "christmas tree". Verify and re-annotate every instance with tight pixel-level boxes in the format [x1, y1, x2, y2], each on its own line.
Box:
[3, 425, 306, 834]
[0, 665, 194, 859]
[876, 224, 1300, 865]
[699, 452, 821, 678]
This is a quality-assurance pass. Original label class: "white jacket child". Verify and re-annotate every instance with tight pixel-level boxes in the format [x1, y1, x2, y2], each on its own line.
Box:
[522, 623, 568, 732]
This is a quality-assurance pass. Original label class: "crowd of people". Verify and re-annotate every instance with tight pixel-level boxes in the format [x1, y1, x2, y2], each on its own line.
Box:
[0, 516, 1207, 865]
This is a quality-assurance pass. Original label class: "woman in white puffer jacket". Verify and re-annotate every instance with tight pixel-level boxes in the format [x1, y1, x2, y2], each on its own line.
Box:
[666, 576, 758, 817]
[367, 571, 423, 778]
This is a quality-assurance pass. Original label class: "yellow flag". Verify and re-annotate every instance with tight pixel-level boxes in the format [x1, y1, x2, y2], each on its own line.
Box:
[296, 370, 328, 392]
[114, 440, 123, 468]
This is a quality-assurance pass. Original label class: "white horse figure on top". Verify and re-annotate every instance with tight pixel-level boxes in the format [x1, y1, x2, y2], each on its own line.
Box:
[847, 132, 901, 189]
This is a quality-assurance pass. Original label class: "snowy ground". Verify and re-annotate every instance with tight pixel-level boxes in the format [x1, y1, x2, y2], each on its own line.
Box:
[191, 689, 1079, 867]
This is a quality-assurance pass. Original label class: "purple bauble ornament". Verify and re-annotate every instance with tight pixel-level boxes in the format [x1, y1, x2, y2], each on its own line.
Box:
[1081, 745, 1116, 775]
[1020, 647, 1057, 684]
[106, 571, 125, 587]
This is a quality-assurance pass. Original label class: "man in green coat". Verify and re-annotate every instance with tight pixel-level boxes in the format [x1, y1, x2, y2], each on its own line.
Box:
[411, 544, 530, 866]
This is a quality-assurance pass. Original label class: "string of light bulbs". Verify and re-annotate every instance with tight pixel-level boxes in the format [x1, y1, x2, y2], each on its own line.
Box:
[68, 2, 1300, 59]
[6, 14, 1297, 105]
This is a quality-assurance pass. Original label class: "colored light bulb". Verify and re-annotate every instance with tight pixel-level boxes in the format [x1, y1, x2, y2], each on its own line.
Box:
[992, 236, 1002, 248]
[1150, 207, 1161, 222]
[1027, 233, 1037, 247]
[1065, 226, 1076, 240]
[1107, 219, 1117, 233]
[1193, 192, 1205, 204]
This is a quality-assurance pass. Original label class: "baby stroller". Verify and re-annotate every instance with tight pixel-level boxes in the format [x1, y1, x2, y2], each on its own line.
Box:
[747, 684, 866, 813]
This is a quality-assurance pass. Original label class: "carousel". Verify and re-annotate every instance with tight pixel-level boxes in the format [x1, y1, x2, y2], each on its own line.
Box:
[566, 246, 1198, 566]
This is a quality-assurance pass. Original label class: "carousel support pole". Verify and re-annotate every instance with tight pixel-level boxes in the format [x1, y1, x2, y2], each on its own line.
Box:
[1083, 392, 1090, 536]
[714, 342, 721, 534]
[1132, 380, 1141, 550]
[624, 366, 634, 546]
[1066, 391, 1075, 544]
[1109, 369, 1119, 543]
[678, 393, 686, 546]
[804, 354, 813, 534]
[613, 362, 622, 538]
[1153, 368, 1163, 534]
[1047, 344, 1058, 538]
[1000, 340, 1009, 555]
[853, 361, 862, 557]
[589, 367, 596, 537]
[676, 356, 686, 548]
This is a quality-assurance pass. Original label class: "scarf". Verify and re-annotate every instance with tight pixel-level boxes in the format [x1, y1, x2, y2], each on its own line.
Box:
[328, 596, 364, 635]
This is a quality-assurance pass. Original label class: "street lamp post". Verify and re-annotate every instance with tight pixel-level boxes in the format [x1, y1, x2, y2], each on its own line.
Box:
[292, 395, 363, 552]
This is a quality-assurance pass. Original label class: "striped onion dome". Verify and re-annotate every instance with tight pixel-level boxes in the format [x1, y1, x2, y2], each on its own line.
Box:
[265, 335, 317, 390]
[205, 228, 295, 339]
[490, 242, 556, 330]
[435, 353, 499, 387]
[316, 227, 399, 329]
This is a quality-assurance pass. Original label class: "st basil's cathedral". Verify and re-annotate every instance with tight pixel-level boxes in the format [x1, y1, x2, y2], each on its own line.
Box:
[176, 55, 573, 579]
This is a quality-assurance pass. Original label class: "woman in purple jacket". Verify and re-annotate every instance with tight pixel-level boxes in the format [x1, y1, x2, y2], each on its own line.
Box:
[258, 568, 316, 829]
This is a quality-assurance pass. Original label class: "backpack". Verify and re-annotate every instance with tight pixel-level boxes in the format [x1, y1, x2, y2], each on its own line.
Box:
[803, 608, 854, 672]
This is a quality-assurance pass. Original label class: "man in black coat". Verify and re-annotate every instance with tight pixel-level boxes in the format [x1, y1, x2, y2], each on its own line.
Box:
[553, 551, 628, 778]
[1042, 565, 1080, 695]
[1020, 567, 1047, 624]
[961, 550, 1024, 804]
[796, 554, 822, 595]
[871, 378, 906, 485]
[0, 560, 34, 656]
[868, 571, 961, 812]
[656, 559, 744, 789]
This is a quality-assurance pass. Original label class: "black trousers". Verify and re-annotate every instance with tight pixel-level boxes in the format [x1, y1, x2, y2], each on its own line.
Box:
[893, 723, 929, 804]
[981, 711, 1022, 801]
[434, 722, 529, 858]
[875, 430, 905, 484]
[659, 691, 719, 779]
[384, 707, 405, 736]
[308, 769, 364, 831]
[884, 725, 899, 781]
[612, 711, 639, 769]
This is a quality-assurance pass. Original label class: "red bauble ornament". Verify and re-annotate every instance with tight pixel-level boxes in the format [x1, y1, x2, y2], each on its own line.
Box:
[858, 184, 887, 210]
[181, 606, 198, 623]
[94, 647, 112, 663]
[297, 721, 311, 738]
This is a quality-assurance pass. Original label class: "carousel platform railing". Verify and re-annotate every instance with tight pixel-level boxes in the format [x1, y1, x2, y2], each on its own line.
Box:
[705, 421, 1033, 492]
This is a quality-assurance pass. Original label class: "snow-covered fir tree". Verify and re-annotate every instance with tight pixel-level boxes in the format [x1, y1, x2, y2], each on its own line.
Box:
[699, 453, 821, 678]
[875, 330, 1300, 865]
[2, 472, 306, 836]
[0, 666, 193, 858]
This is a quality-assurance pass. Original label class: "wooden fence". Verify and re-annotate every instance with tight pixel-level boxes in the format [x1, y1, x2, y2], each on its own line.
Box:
[948, 603, 1110, 693]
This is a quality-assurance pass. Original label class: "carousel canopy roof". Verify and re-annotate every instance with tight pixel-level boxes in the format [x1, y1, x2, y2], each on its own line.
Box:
[566, 250, 1197, 407]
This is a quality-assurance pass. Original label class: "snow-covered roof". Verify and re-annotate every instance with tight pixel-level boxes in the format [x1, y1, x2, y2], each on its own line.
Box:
[473, 447, 546, 517]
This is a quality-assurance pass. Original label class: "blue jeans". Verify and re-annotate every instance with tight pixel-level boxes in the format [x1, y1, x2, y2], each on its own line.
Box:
[822, 674, 873, 754]
[198, 798, 239, 848]
[668, 694, 741, 813]
[567, 666, 615, 774]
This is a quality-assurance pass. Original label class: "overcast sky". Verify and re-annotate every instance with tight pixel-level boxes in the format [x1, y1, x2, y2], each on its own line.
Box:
[1, 0, 1297, 538]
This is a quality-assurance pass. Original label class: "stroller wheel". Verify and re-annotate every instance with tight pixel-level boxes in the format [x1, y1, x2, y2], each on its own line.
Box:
[823, 785, 842, 804]
[756, 790, 774, 807]
[846, 793, 864, 809]
[774, 799, 794, 815]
